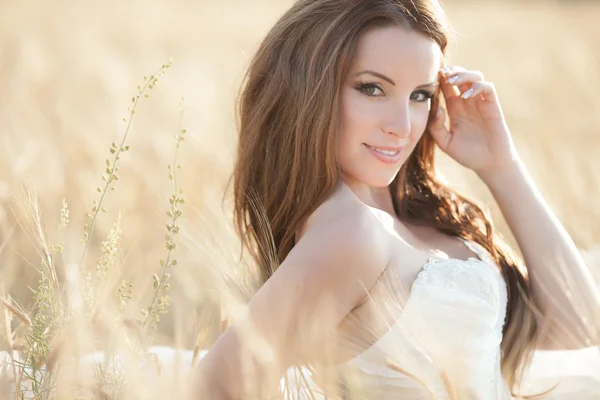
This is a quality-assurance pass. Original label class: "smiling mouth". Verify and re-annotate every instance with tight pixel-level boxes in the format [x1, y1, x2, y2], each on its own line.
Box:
[364, 144, 402, 156]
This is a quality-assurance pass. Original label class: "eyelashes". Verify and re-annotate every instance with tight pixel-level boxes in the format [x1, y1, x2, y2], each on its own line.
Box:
[354, 81, 434, 102]
[411, 89, 435, 102]
[355, 81, 384, 97]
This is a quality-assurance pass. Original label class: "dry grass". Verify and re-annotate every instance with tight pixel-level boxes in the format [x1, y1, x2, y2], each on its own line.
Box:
[0, 0, 599, 398]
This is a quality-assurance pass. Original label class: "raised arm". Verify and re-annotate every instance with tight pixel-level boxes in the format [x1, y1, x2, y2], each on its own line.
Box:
[480, 159, 600, 350]
[191, 212, 390, 399]
[430, 65, 600, 350]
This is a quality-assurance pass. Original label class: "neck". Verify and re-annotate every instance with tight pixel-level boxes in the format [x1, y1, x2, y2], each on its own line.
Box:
[339, 176, 397, 216]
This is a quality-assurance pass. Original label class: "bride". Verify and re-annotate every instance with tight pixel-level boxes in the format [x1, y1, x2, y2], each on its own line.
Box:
[191, 0, 600, 398]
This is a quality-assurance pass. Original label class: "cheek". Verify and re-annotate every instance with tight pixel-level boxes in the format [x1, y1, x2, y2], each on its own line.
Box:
[412, 106, 432, 138]
[341, 93, 372, 132]
[338, 97, 364, 152]
[339, 93, 382, 147]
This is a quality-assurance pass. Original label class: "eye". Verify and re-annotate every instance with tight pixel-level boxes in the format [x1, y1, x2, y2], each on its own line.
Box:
[356, 82, 384, 97]
[410, 89, 434, 103]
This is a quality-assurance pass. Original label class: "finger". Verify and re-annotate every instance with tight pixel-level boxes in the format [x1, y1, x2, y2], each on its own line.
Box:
[460, 81, 498, 103]
[439, 66, 464, 98]
[441, 67, 484, 95]
[428, 106, 451, 151]
[444, 70, 485, 87]
[446, 71, 484, 97]
[439, 65, 467, 78]
[438, 71, 461, 100]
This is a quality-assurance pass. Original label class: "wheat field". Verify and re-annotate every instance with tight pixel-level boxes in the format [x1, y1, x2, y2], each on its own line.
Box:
[0, 0, 599, 398]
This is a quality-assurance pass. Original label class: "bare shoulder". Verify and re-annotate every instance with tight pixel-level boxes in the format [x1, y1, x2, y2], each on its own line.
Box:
[290, 184, 392, 305]
[193, 185, 393, 398]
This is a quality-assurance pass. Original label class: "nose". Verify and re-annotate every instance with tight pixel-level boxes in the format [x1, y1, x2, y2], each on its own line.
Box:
[382, 101, 411, 139]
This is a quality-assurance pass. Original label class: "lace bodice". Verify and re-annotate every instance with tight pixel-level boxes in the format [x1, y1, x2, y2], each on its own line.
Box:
[415, 238, 507, 331]
[334, 239, 512, 399]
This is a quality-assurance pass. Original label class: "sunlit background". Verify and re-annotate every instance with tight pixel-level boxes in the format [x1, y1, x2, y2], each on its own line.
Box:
[0, 0, 599, 397]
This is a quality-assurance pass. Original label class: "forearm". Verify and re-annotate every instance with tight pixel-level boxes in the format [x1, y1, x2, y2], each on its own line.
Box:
[479, 158, 600, 349]
[191, 323, 283, 400]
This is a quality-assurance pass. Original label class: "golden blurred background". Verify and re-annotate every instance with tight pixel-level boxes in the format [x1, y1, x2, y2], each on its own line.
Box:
[1, 0, 600, 347]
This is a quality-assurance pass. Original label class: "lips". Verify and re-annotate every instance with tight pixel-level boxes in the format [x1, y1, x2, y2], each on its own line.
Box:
[365, 144, 402, 154]
[363, 143, 404, 164]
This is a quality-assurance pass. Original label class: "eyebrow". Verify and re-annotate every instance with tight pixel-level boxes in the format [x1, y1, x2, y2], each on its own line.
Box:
[354, 70, 438, 88]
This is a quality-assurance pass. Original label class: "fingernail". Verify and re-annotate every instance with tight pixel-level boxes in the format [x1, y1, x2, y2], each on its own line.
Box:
[440, 66, 451, 74]
[461, 88, 474, 99]
[447, 76, 459, 84]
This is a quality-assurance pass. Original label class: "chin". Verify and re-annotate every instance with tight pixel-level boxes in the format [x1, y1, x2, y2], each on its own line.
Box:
[355, 170, 400, 189]
[369, 178, 397, 189]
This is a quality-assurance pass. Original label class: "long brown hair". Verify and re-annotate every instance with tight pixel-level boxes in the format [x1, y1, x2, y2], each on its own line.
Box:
[233, 0, 541, 396]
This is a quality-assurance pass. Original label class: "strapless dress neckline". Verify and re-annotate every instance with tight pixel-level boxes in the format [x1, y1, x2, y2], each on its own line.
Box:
[330, 238, 513, 399]
[347, 238, 501, 359]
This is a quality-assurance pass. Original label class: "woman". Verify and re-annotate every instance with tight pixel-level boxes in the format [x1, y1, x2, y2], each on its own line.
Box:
[192, 0, 600, 398]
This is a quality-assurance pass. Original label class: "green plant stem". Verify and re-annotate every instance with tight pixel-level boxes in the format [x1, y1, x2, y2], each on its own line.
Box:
[142, 117, 183, 330]
[79, 64, 168, 268]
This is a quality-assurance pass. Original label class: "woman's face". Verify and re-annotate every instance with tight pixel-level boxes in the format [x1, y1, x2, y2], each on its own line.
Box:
[337, 25, 442, 188]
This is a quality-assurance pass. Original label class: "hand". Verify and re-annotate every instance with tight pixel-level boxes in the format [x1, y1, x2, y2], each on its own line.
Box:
[428, 65, 520, 178]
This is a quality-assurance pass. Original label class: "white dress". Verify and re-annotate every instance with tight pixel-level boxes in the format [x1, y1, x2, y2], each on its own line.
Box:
[299, 238, 512, 399]
[293, 238, 600, 399]
[2, 240, 598, 399]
